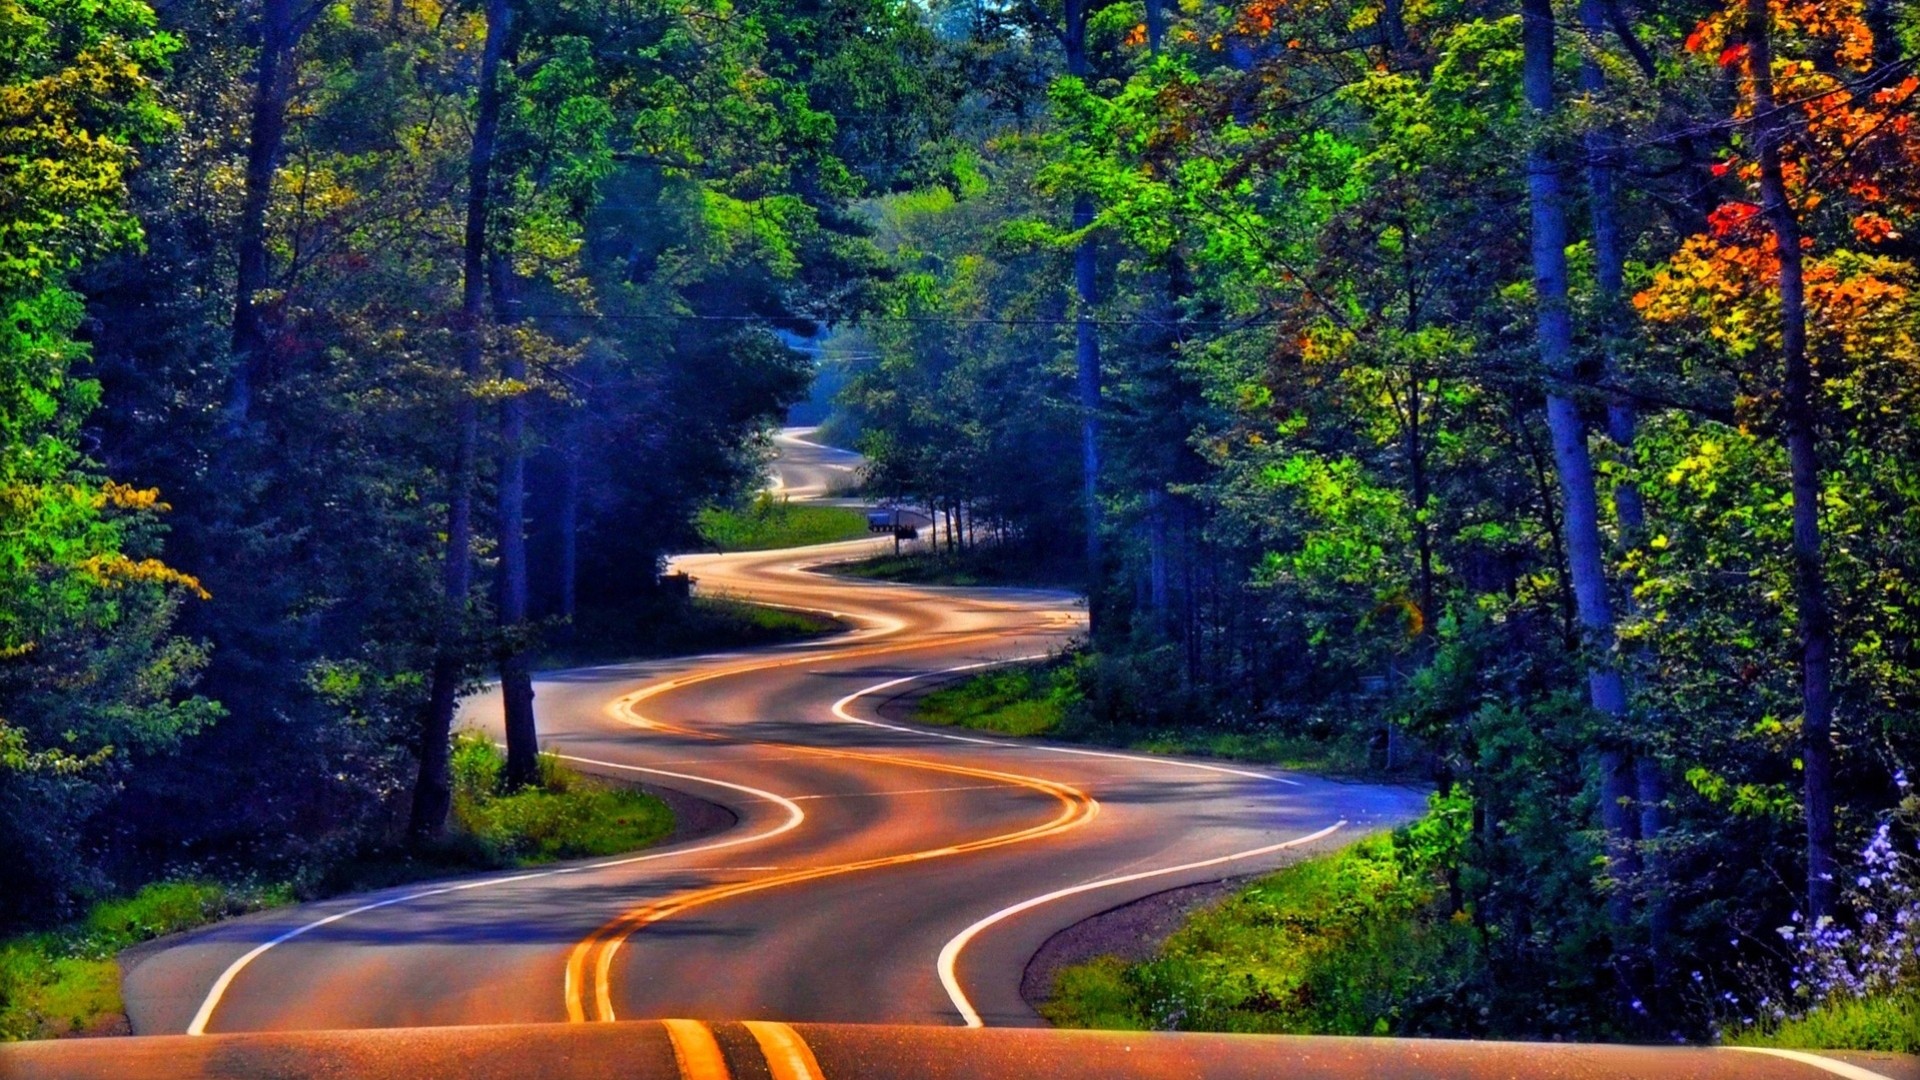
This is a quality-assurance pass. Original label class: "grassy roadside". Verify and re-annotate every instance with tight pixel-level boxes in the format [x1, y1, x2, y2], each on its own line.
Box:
[695, 495, 870, 551]
[1726, 992, 1920, 1054]
[912, 655, 1376, 775]
[0, 881, 289, 1040]
[829, 546, 1078, 590]
[1042, 803, 1477, 1035]
[0, 736, 672, 1041]
[536, 595, 841, 671]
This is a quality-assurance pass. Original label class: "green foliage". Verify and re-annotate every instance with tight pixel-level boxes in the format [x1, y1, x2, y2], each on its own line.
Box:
[445, 733, 673, 863]
[0, 0, 213, 927]
[0, 879, 287, 1040]
[912, 655, 1376, 773]
[695, 494, 871, 551]
[1727, 991, 1920, 1055]
[917, 665, 1074, 737]
[830, 547, 1077, 589]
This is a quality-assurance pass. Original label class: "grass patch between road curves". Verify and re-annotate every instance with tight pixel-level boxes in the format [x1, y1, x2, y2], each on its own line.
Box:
[916, 664, 1074, 737]
[445, 732, 674, 864]
[536, 594, 841, 670]
[0, 740, 673, 1042]
[695, 494, 871, 551]
[911, 653, 1375, 775]
[829, 547, 1079, 590]
[1041, 803, 1481, 1036]
[317, 734, 677, 894]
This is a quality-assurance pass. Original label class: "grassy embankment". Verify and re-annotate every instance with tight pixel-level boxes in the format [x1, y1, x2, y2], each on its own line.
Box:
[0, 736, 671, 1041]
[1045, 831, 1919, 1051]
[830, 545, 1078, 589]
[912, 655, 1374, 774]
[1042, 809, 1477, 1035]
[1726, 994, 1920, 1055]
[695, 495, 871, 551]
[537, 595, 841, 670]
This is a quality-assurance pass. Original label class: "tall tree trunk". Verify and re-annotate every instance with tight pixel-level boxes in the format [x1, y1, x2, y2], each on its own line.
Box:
[559, 434, 581, 625]
[1521, 0, 1638, 927]
[493, 255, 540, 790]
[410, 0, 509, 839]
[227, 0, 308, 432]
[1581, 0, 1666, 962]
[1065, 1, 1103, 620]
[1746, 0, 1836, 923]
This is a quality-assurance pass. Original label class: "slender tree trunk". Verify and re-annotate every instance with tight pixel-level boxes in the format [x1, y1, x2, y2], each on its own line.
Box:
[493, 254, 540, 790]
[228, 0, 305, 432]
[1406, 376, 1436, 632]
[559, 437, 581, 624]
[1065, 1, 1103, 620]
[1747, 0, 1836, 923]
[410, 0, 509, 839]
[1581, 0, 1667, 966]
[1144, 0, 1166, 53]
[1521, 0, 1638, 926]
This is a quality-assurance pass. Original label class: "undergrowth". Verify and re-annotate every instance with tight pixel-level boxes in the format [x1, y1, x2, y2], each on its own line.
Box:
[1042, 800, 1480, 1035]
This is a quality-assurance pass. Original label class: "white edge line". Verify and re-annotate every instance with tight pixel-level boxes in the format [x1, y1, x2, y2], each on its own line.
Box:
[830, 656, 1302, 786]
[1721, 1047, 1900, 1080]
[185, 759, 804, 1036]
[936, 821, 1346, 1027]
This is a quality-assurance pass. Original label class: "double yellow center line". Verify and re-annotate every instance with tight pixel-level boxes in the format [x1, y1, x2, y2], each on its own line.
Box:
[663, 1018, 825, 1080]
[564, 630, 1099, 1025]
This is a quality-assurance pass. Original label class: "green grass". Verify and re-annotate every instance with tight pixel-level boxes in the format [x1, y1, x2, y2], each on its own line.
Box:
[830, 547, 1077, 589]
[0, 880, 290, 1040]
[911, 658, 1374, 774]
[445, 732, 674, 864]
[1727, 990, 1920, 1054]
[0, 739, 674, 1042]
[1042, 818, 1478, 1036]
[695, 494, 871, 551]
[916, 666, 1072, 736]
[536, 595, 841, 670]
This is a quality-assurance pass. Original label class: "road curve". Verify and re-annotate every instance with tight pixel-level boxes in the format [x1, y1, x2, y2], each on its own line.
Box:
[115, 428, 1415, 1039]
[59, 431, 1901, 1078]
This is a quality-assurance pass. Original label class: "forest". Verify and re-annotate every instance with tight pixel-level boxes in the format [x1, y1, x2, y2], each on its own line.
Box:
[4, 0, 1919, 1050]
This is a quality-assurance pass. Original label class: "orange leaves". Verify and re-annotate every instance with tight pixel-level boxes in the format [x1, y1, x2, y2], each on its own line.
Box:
[1233, 0, 1281, 37]
[1709, 201, 1763, 239]
[1124, 23, 1147, 47]
[1853, 213, 1901, 244]
[1717, 44, 1749, 68]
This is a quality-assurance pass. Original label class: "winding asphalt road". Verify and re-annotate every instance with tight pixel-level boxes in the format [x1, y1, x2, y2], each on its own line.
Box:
[15, 429, 1913, 1078]
[112, 428, 1418, 1035]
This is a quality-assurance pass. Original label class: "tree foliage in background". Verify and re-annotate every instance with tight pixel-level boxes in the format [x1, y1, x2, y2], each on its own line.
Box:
[834, 0, 1920, 1038]
[2, 0, 945, 924]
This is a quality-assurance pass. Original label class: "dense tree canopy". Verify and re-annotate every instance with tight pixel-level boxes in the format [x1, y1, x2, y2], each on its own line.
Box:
[3, 0, 1917, 1045]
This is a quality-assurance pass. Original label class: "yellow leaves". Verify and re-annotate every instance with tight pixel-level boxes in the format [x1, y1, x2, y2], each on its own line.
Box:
[93, 481, 168, 513]
[80, 554, 210, 600]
